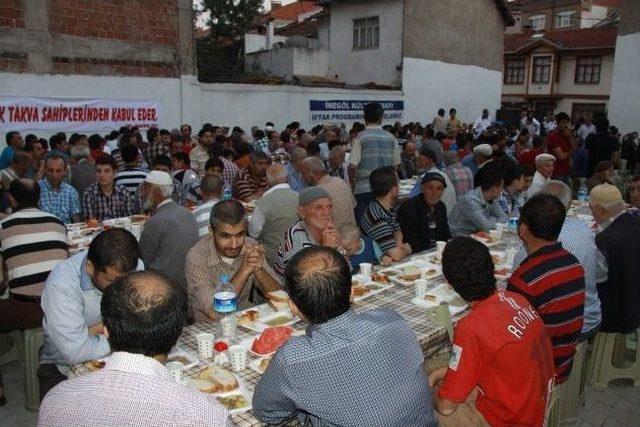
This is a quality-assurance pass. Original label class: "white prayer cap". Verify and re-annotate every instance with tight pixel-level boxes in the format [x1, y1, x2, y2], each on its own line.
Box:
[535, 153, 556, 164]
[144, 171, 173, 186]
[473, 144, 493, 157]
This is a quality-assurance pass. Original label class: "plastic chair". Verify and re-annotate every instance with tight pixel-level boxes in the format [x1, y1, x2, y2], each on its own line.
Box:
[426, 302, 453, 341]
[18, 328, 43, 412]
[546, 385, 560, 427]
[0, 331, 20, 365]
[588, 330, 640, 388]
[558, 340, 588, 422]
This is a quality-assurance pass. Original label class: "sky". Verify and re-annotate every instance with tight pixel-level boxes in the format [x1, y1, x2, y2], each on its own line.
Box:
[194, 0, 300, 27]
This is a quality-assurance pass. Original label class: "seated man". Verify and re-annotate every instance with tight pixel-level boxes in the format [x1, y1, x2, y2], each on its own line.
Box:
[497, 163, 526, 218]
[361, 166, 412, 264]
[38, 155, 81, 224]
[82, 154, 136, 221]
[170, 151, 199, 202]
[143, 155, 184, 206]
[38, 271, 229, 426]
[233, 151, 269, 202]
[138, 171, 198, 291]
[585, 160, 614, 192]
[193, 174, 222, 238]
[114, 144, 148, 196]
[185, 156, 225, 207]
[514, 180, 601, 341]
[340, 223, 381, 272]
[249, 164, 299, 266]
[275, 186, 343, 275]
[508, 194, 585, 384]
[430, 237, 554, 426]
[253, 246, 437, 426]
[186, 200, 281, 322]
[408, 147, 456, 214]
[526, 153, 555, 198]
[629, 175, 640, 211]
[39, 229, 142, 399]
[448, 166, 508, 236]
[589, 183, 640, 333]
[398, 172, 451, 253]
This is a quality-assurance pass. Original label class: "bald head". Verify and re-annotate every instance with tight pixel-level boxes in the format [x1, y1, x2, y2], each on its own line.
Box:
[284, 246, 352, 324]
[542, 180, 572, 209]
[9, 178, 40, 209]
[101, 271, 187, 357]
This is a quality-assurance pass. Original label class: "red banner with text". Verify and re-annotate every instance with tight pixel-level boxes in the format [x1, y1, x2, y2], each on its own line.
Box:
[0, 96, 161, 133]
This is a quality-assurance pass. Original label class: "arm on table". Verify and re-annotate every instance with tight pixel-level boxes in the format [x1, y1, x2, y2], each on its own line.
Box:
[463, 199, 496, 232]
[41, 279, 110, 365]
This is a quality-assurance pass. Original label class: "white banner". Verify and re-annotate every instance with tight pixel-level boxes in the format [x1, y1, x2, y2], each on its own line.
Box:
[0, 96, 161, 133]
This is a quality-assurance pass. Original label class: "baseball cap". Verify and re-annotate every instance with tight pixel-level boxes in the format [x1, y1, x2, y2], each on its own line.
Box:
[299, 186, 330, 207]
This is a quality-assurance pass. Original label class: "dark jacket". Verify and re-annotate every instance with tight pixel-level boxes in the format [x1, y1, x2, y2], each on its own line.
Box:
[398, 195, 451, 253]
[595, 212, 640, 333]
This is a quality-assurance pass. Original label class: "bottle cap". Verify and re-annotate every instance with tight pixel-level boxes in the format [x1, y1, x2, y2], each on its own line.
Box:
[219, 274, 230, 283]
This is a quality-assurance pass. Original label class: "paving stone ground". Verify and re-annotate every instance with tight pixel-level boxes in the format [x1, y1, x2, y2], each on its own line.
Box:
[1, 359, 639, 426]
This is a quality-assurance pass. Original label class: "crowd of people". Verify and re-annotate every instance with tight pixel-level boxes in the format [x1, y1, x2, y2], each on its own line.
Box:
[0, 100, 639, 426]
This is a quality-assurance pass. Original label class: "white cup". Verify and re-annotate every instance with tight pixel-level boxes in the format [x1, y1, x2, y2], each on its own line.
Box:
[227, 345, 248, 372]
[359, 263, 372, 280]
[414, 279, 429, 298]
[436, 241, 446, 255]
[165, 361, 183, 382]
[196, 333, 215, 360]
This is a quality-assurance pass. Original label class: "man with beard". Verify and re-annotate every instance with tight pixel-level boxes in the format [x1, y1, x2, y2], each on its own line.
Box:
[38, 229, 144, 398]
[186, 200, 281, 321]
[233, 151, 269, 202]
[138, 171, 198, 291]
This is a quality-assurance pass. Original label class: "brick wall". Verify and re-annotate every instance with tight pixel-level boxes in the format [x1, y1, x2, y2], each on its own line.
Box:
[0, 0, 188, 77]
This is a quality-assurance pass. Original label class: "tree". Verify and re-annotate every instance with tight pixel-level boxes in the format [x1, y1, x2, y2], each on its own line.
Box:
[195, 0, 264, 43]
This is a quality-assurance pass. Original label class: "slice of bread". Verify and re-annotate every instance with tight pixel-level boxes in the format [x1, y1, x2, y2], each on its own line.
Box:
[401, 266, 421, 281]
[198, 366, 239, 392]
[267, 290, 289, 302]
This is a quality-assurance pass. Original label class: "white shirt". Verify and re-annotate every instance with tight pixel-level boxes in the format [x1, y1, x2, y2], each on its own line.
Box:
[578, 123, 597, 141]
[248, 183, 291, 238]
[38, 351, 230, 427]
[193, 198, 220, 237]
[526, 171, 549, 199]
[473, 117, 492, 137]
[544, 120, 557, 133]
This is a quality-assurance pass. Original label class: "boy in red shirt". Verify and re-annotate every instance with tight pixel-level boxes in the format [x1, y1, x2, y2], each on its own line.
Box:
[429, 237, 555, 426]
[545, 112, 574, 182]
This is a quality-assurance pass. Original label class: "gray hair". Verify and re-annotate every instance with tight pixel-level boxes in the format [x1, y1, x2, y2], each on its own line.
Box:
[266, 163, 288, 186]
[200, 174, 223, 197]
[597, 200, 627, 213]
[290, 147, 307, 163]
[444, 151, 459, 166]
[303, 156, 326, 175]
[340, 223, 361, 245]
[70, 145, 90, 160]
[542, 180, 572, 209]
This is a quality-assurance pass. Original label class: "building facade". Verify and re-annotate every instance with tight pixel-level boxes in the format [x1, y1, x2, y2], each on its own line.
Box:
[501, 26, 617, 123]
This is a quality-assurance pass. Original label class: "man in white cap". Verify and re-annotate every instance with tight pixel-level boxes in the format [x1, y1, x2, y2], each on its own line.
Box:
[461, 143, 493, 175]
[589, 183, 640, 333]
[526, 154, 556, 198]
[138, 171, 199, 291]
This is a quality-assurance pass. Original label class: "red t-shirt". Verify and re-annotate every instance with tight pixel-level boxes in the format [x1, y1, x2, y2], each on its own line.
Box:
[517, 148, 543, 170]
[439, 291, 555, 427]
[545, 131, 572, 177]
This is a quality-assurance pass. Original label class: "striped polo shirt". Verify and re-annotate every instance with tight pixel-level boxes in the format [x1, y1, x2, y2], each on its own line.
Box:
[360, 199, 400, 253]
[507, 242, 585, 384]
[0, 208, 68, 298]
[232, 167, 268, 202]
[274, 220, 317, 276]
[115, 167, 149, 196]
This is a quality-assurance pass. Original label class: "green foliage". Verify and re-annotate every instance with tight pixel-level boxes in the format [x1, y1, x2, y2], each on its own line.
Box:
[195, 0, 264, 42]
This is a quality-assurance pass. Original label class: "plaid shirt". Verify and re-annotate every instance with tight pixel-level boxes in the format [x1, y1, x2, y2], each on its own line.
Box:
[497, 189, 524, 218]
[142, 142, 170, 167]
[38, 178, 81, 224]
[82, 182, 136, 221]
[445, 162, 474, 197]
[221, 158, 239, 187]
[254, 137, 268, 153]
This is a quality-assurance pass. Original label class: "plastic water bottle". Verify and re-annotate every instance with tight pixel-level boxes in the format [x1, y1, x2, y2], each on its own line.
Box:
[577, 185, 588, 202]
[222, 184, 233, 201]
[213, 274, 237, 341]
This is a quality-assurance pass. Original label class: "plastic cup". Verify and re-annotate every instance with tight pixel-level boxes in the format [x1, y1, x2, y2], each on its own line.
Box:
[414, 279, 429, 298]
[227, 345, 248, 372]
[436, 241, 446, 255]
[359, 263, 372, 280]
[165, 361, 183, 382]
[196, 333, 215, 360]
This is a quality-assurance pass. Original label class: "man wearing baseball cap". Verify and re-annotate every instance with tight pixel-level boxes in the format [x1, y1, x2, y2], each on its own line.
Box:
[138, 171, 199, 291]
[408, 147, 457, 214]
[590, 184, 640, 333]
[274, 186, 344, 275]
[398, 173, 451, 253]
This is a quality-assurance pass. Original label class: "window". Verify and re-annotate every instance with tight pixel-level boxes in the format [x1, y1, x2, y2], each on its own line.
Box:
[575, 56, 602, 84]
[504, 58, 526, 84]
[532, 56, 552, 84]
[555, 10, 575, 28]
[353, 16, 379, 50]
[529, 14, 546, 30]
[571, 103, 606, 122]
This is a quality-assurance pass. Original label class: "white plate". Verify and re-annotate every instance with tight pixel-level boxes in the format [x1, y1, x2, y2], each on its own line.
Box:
[236, 304, 279, 333]
[351, 274, 395, 302]
[470, 232, 501, 247]
[239, 336, 276, 357]
[165, 348, 198, 371]
[411, 283, 469, 316]
[380, 262, 442, 286]
[215, 388, 254, 415]
[254, 312, 298, 331]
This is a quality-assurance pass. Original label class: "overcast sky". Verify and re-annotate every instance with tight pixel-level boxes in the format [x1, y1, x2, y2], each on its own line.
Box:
[194, 0, 299, 27]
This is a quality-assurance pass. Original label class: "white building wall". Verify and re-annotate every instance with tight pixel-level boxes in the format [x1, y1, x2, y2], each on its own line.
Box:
[609, 32, 640, 134]
[403, 57, 503, 124]
[556, 53, 614, 95]
[244, 33, 289, 54]
[328, 0, 403, 86]
[580, 6, 609, 28]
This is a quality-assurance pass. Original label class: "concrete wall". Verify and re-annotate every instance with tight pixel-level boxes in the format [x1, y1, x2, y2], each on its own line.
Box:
[402, 57, 503, 124]
[403, 0, 505, 73]
[555, 98, 608, 117]
[609, 0, 640, 134]
[244, 33, 289, 54]
[327, 0, 403, 86]
[245, 47, 329, 80]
